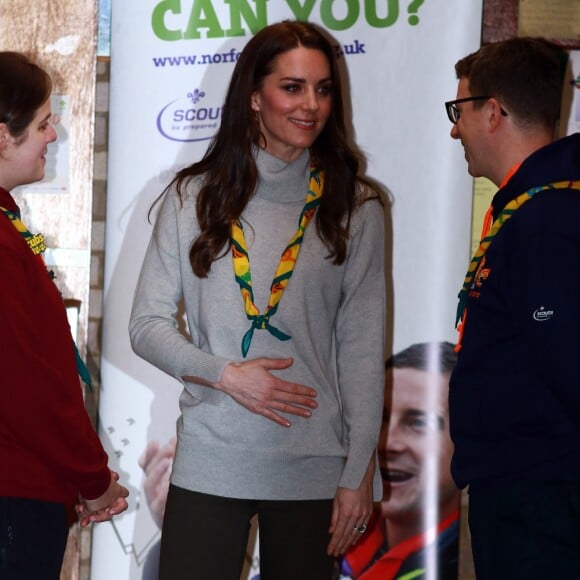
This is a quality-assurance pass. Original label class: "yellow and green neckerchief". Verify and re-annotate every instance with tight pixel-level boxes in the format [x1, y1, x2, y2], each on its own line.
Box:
[0, 205, 92, 388]
[0, 206, 47, 255]
[230, 164, 324, 357]
[455, 179, 580, 350]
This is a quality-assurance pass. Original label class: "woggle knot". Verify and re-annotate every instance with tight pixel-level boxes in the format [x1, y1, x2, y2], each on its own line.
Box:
[252, 315, 270, 330]
[241, 317, 292, 358]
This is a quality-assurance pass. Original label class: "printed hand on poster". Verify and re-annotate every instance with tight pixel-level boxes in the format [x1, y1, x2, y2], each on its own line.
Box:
[137, 438, 174, 579]
[338, 342, 461, 580]
[140, 438, 177, 529]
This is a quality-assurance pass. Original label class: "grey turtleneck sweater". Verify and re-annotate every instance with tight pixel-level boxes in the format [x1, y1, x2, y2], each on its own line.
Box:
[130, 148, 386, 500]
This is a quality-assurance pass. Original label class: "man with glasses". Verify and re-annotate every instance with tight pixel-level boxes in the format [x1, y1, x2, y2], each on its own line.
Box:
[445, 37, 580, 579]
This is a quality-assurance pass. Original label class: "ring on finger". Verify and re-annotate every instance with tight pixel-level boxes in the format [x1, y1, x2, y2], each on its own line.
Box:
[353, 523, 367, 534]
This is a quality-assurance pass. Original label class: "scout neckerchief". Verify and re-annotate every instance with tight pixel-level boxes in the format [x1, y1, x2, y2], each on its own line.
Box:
[231, 164, 323, 357]
[455, 179, 580, 351]
[0, 205, 92, 389]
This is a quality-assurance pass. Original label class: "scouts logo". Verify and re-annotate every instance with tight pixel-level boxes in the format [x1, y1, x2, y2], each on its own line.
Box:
[533, 306, 554, 322]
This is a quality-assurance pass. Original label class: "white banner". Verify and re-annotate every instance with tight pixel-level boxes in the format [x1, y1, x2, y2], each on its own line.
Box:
[95, 2, 482, 578]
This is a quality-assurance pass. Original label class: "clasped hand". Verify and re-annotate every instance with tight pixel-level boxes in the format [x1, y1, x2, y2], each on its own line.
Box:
[76, 470, 129, 527]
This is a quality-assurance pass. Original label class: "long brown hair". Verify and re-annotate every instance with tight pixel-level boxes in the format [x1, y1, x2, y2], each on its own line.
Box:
[169, 21, 371, 277]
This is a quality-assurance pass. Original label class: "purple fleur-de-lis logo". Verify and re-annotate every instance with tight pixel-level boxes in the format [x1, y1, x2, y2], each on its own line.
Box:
[187, 89, 206, 103]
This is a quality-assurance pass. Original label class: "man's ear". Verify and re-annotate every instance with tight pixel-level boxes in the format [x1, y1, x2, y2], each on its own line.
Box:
[487, 98, 504, 133]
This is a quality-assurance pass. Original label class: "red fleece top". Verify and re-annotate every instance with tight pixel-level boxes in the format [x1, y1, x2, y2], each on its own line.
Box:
[0, 188, 110, 504]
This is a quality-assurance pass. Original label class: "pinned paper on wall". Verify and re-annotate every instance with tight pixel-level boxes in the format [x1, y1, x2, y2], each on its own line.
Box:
[519, 0, 580, 40]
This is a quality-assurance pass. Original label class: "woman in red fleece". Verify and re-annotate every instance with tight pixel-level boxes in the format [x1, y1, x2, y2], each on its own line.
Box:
[0, 51, 128, 579]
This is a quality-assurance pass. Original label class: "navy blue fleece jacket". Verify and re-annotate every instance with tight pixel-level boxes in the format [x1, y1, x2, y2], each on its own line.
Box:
[449, 133, 580, 489]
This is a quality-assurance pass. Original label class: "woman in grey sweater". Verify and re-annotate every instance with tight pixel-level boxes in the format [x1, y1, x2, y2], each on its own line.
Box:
[130, 20, 386, 580]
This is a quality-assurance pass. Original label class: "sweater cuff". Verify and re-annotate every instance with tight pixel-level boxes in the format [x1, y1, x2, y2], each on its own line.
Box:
[338, 433, 381, 500]
[176, 344, 232, 405]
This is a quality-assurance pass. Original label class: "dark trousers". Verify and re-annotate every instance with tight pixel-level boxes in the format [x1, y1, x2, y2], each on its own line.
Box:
[160, 484, 335, 580]
[0, 497, 68, 580]
[468, 481, 580, 580]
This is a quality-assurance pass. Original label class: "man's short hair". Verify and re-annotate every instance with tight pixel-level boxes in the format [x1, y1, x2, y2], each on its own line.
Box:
[386, 342, 457, 375]
[455, 37, 568, 131]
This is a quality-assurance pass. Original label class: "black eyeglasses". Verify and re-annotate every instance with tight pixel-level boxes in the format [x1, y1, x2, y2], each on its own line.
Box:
[445, 96, 508, 123]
